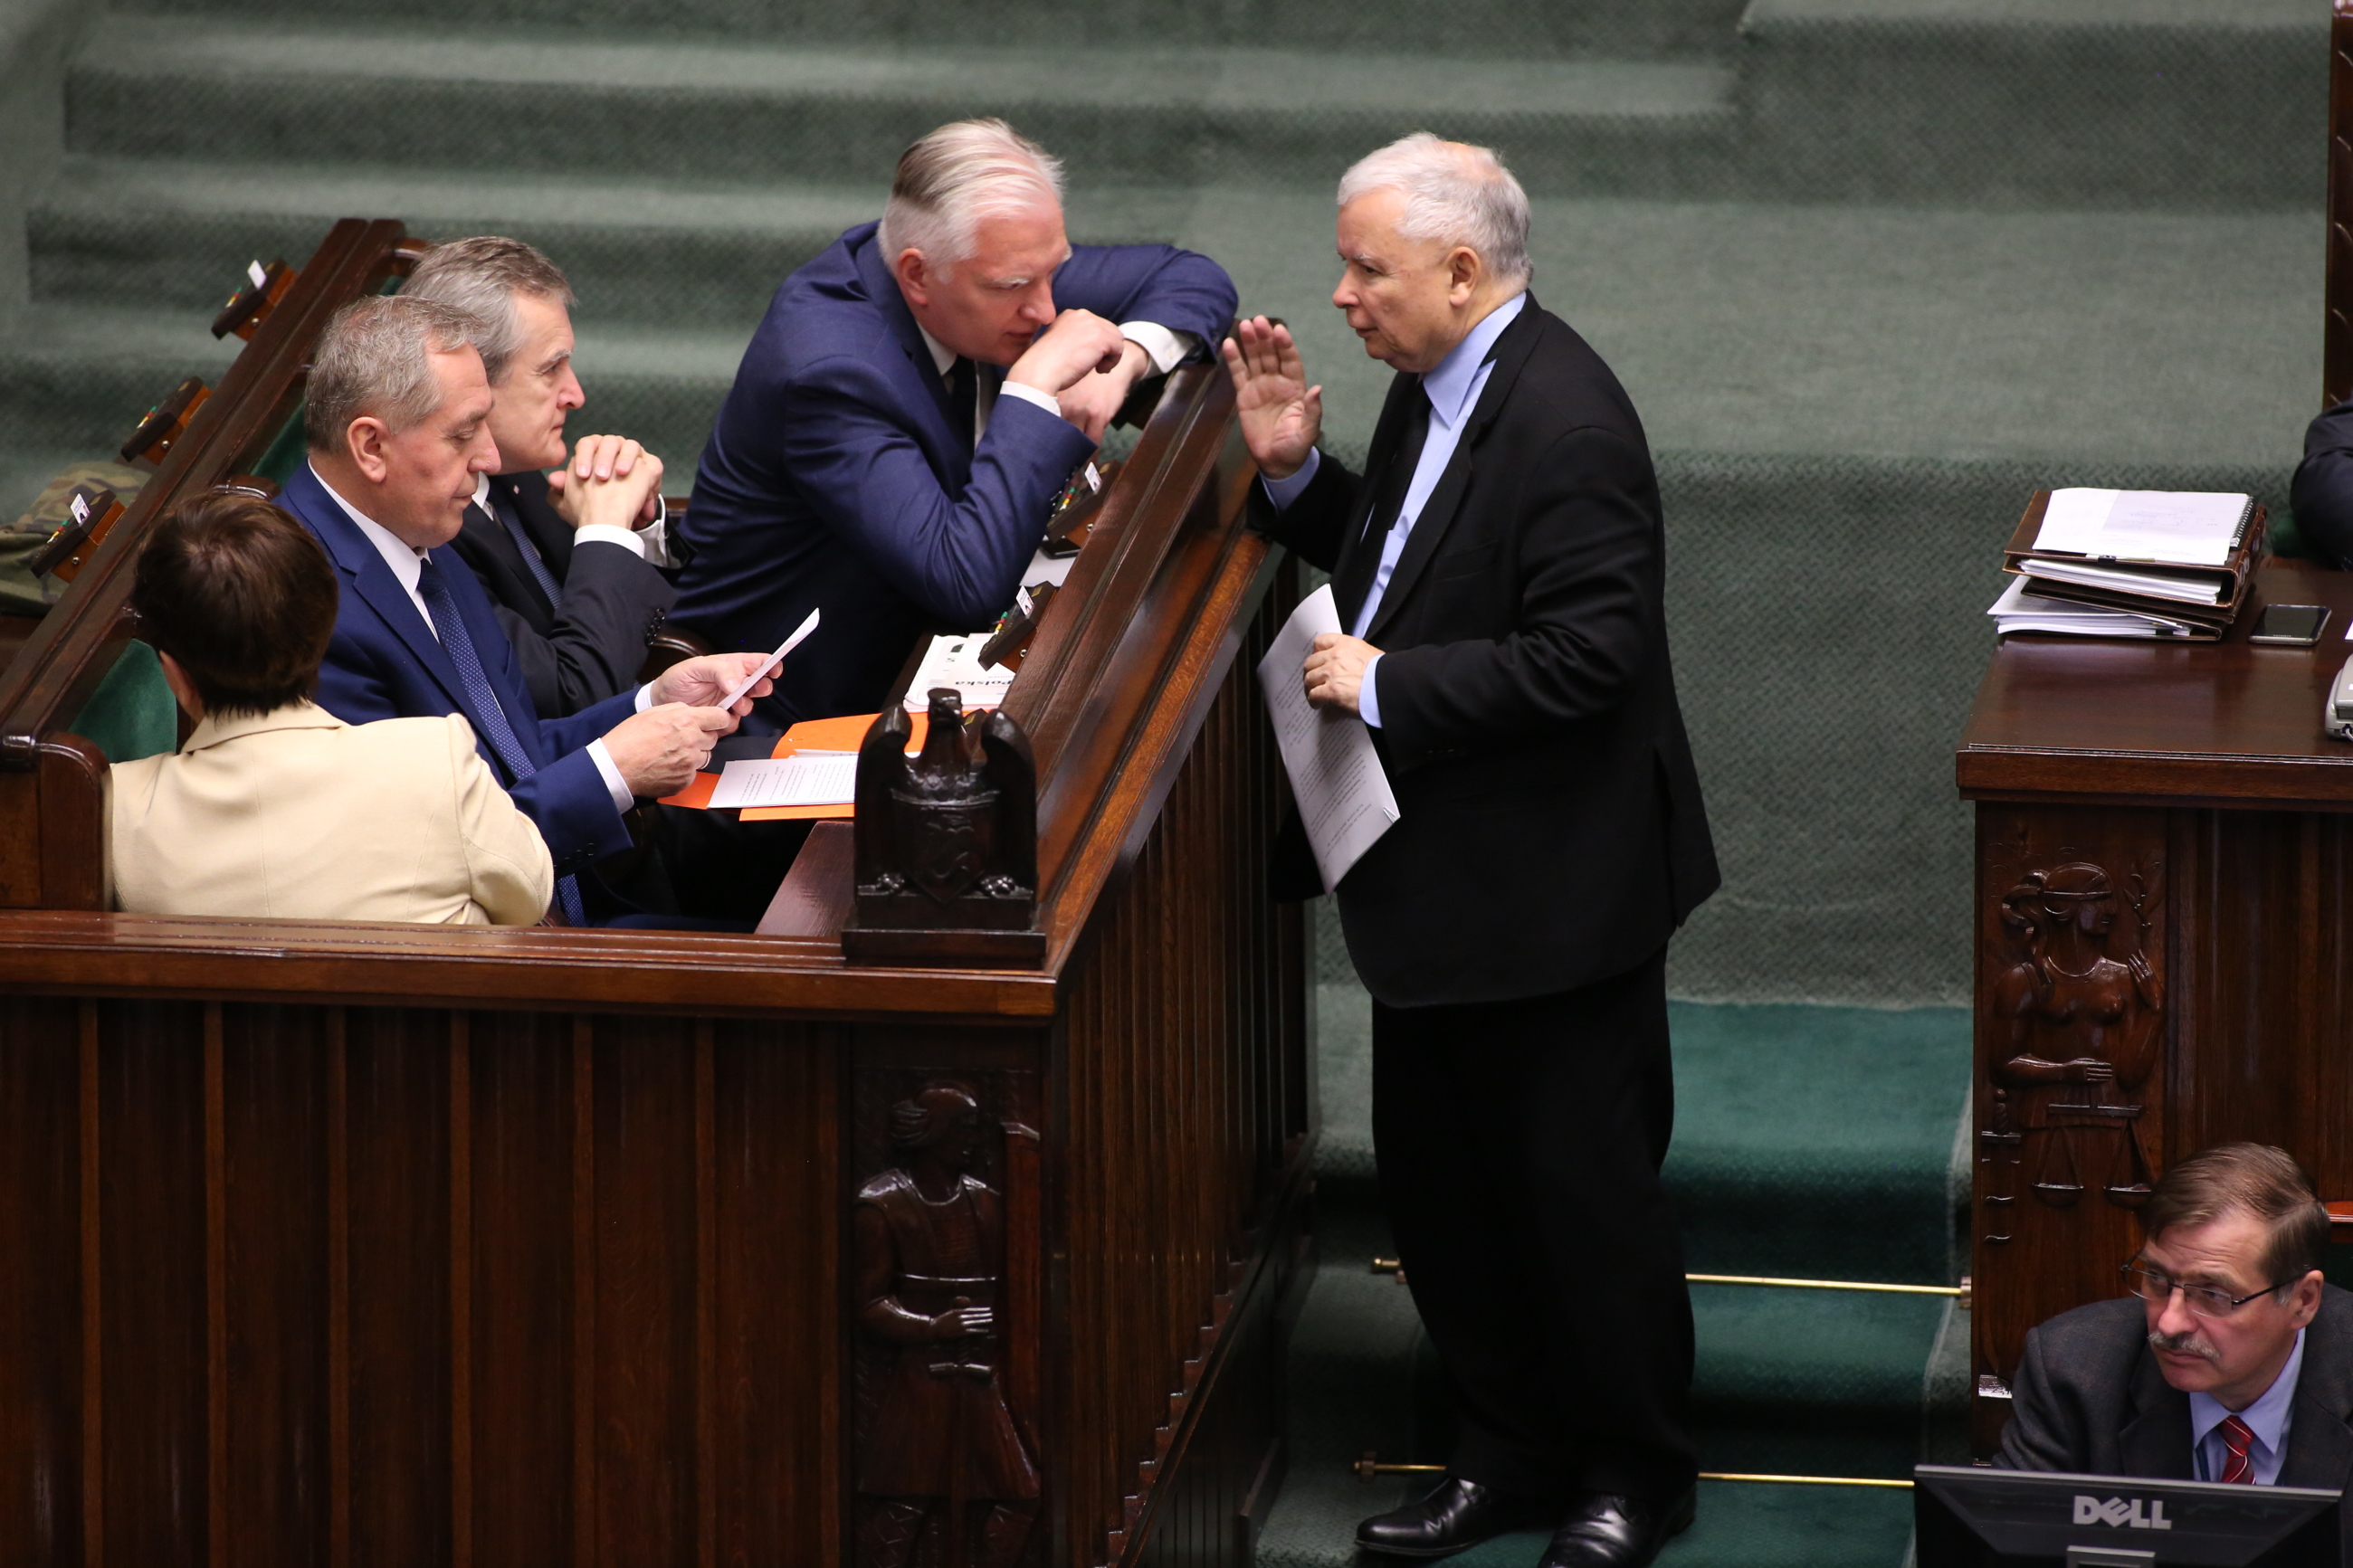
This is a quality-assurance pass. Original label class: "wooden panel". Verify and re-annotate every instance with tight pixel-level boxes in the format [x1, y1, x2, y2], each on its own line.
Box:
[589, 1012, 700, 1566]
[710, 1018, 844, 1567]
[94, 1000, 209, 1566]
[2328, 0, 2353, 408]
[1971, 808, 2168, 1446]
[0, 995, 83, 1565]
[216, 1003, 335, 1568]
[344, 1007, 453, 1568]
[465, 1009, 580, 1564]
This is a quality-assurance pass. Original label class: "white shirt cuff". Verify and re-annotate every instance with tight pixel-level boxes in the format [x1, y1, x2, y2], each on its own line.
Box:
[573, 522, 646, 557]
[1358, 651, 1383, 728]
[998, 380, 1062, 417]
[635, 499, 673, 568]
[1119, 321, 1191, 375]
[1260, 447, 1321, 511]
[587, 737, 635, 811]
[633, 682, 655, 713]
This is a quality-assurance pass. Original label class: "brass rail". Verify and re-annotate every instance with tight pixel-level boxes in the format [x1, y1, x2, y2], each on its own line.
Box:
[1369, 1259, 1969, 1308]
[1352, 1455, 1911, 1488]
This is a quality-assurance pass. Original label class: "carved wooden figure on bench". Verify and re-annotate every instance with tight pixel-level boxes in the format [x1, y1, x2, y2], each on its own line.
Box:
[845, 688, 1042, 966]
[854, 1081, 1043, 1568]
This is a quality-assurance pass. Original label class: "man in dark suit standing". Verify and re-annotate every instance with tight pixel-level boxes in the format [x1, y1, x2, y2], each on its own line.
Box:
[1996, 1142, 2353, 1556]
[403, 236, 679, 717]
[672, 118, 1237, 728]
[281, 295, 775, 925]
[1226, 134, 1718, 1567]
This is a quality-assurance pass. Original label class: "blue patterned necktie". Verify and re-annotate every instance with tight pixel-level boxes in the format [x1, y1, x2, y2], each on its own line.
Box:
[486, 484, 562, 609]
[415, 553, 586, 926]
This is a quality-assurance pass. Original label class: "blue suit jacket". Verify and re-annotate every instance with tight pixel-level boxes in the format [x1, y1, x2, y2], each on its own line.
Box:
[673, 221, 1237, 727]
[2292, 397, 2353, 568]
[282, 461, 639, 877]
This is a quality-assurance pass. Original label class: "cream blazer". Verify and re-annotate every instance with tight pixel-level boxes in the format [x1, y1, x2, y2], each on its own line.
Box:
[110, 701, 553, 926]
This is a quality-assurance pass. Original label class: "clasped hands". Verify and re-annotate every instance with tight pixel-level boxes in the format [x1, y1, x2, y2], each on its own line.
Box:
[598, 651, 777, 800]
[1006, 308, 1148, 443]
[546, 432, 663, 531]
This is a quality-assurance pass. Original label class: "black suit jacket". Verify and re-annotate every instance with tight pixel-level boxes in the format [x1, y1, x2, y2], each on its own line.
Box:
[1996, 1288, 2353, 1556]
[2292, 399, 2353, 569]
[1259, 296, 1719, 1008]
[446, 469, 677, 717]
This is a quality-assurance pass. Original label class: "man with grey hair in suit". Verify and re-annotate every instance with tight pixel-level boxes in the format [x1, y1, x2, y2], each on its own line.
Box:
[1228, 133, 1719, 1566]
[403, 236, 679, 717]
[1996, 1141, 2353, 1564]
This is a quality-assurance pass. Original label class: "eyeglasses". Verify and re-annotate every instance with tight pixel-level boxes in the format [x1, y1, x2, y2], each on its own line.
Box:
[2120, 1262, 2282, 1320]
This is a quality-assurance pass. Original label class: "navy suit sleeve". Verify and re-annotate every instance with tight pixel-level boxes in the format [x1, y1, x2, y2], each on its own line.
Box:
[2291, 400, 2353, 568]
[315, 624, 409, 726]
[781, 353, 1097, 629]
[1053, 244, 1237, 352]
[1376, 425, 1660, 755]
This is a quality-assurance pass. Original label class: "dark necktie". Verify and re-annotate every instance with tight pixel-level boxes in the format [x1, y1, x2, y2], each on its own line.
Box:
[2219, 1414, 2255, 1483]
[948, 356, 979, 451]
[415, 555, 586, 926]
[489, 485, 561, 610]
[1362, 380, 1433, 544]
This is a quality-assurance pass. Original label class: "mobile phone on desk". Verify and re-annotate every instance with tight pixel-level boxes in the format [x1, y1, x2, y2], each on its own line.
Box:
[2252, 603, 2330, 645]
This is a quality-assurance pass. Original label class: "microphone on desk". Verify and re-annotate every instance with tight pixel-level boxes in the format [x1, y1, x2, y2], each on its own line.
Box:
[2326, 652, 2353, 741]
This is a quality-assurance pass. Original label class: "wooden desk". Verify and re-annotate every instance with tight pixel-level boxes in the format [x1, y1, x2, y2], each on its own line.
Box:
[1959, 559, 2353, 1451]
[0, 222, 1309, 1568]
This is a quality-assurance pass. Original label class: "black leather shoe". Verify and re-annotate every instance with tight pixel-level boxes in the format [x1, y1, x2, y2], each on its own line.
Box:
[1538, 1485, 1697, 1568]
[1356, 1475, 1558, 1558]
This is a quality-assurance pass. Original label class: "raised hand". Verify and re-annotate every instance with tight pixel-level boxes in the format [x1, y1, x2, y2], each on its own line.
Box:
[1221, 315, 1320, 482]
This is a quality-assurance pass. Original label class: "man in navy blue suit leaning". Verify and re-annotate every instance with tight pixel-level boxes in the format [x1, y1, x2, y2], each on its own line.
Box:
[279, 295, 776, 925]
[672, 117, 1238, 728]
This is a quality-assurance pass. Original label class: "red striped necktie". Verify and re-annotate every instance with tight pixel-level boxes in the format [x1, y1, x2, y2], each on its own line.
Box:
[2220, 1414, 2256, 1484]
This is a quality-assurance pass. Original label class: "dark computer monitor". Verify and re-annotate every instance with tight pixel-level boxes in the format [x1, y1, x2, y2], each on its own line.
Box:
[1914, 1464, 2339, 1567]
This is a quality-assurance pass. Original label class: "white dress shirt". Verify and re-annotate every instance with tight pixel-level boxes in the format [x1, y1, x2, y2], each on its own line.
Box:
[2190, 1328, 2304, 1485]
[1262, 292, 1527, 729]
[918, 320, 1195, 449]
[311, 463, 641, 812]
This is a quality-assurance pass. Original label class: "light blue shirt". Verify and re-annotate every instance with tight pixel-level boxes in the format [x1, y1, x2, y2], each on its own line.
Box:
[1263, 291, 1526, 728]
[2190, 1328, 2303, 1486]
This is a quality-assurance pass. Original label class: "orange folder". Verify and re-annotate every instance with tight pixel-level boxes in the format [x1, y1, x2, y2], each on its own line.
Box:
[657, 711, 933, 820]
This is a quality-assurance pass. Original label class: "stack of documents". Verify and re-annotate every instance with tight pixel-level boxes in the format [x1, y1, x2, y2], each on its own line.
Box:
[1986, 578, 2205, 640]
[1996, 488, 2265, 641]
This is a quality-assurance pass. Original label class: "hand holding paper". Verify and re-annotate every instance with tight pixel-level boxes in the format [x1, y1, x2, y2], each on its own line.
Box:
[716, 608, 822, 713]
[1256, 584, 1398, 891]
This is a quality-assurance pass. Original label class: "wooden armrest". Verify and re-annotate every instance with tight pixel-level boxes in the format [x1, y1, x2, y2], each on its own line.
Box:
[119, 377, 212, 469]
[211, 258, 297, 342]
[637, 622, 713, 684]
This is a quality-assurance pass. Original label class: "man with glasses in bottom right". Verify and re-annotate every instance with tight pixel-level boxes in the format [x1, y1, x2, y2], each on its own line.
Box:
[1996, 1142, 2353, 1512]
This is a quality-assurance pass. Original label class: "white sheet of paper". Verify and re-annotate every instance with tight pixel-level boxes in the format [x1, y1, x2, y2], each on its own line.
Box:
[1255, 584, 1399, 893]
[706, 754, 858, 811]
[905, 633, 1015, 708]
[2031, 488, 2247, 567]
[715, 608, 820, 712]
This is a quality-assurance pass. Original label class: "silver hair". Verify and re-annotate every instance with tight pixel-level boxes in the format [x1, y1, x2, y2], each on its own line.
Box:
[1337, 133, 1532, 289]
[402, 235, 575, 385]
[302, 296, 489, 453]
[876, 118, 1065, 274]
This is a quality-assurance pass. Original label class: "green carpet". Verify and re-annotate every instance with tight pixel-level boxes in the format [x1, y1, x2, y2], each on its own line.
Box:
[1263, 978, 1970, 1567]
